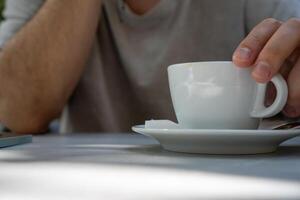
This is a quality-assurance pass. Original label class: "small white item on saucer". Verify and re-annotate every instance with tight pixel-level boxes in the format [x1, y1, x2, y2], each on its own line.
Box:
[145, 120, 180, 129]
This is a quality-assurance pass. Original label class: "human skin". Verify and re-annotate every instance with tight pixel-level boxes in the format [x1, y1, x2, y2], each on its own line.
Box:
[0, 0, 299, 134]
[233, 18, 300, 118]
[0, 0, 102, 134]
[125, 0, 160, 15]
[0, 0, 160, 134]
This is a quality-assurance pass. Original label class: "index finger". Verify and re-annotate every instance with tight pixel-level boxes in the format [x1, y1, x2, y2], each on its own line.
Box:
[252, 18, 300, 83]
[233, 18, 282, 67]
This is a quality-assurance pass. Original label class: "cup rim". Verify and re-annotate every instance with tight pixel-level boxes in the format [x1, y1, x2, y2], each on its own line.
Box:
[168, 61, 233, 71]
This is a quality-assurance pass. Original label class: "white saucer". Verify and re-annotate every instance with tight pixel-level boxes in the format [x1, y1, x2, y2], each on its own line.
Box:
[132, 124, 300, 155]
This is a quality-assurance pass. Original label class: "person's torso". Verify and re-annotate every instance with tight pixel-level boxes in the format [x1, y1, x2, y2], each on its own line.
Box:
[61, 0, 248, 133]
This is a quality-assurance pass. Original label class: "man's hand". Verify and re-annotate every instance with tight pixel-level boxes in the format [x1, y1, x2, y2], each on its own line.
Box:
[233, 18, 300, 118]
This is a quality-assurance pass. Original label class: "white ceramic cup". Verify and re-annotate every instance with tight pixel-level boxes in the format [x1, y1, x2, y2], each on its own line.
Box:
[168, 61, 288, 129]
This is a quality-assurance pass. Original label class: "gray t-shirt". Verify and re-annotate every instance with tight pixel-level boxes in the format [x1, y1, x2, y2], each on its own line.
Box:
[0, 0, 300, 133]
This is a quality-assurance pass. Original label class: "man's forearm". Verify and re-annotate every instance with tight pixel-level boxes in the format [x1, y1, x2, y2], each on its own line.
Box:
[0, 0, 101, 133]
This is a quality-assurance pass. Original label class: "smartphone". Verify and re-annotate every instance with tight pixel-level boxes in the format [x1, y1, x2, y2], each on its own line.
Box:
[0, 133, 32, 148]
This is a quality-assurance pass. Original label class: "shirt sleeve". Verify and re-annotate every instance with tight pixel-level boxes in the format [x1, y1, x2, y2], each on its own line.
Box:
[0, 0, 45, 48]
[245, 0, 300, 33]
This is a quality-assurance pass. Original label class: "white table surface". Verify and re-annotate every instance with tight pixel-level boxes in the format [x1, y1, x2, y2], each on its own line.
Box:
[1, 133, 300, 200]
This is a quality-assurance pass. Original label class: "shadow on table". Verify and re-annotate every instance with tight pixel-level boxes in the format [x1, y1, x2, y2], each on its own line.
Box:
[1, 134, 300, 182]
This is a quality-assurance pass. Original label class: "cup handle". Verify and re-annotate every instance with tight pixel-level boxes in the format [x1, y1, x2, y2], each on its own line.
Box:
[250, 74, 288, 118]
